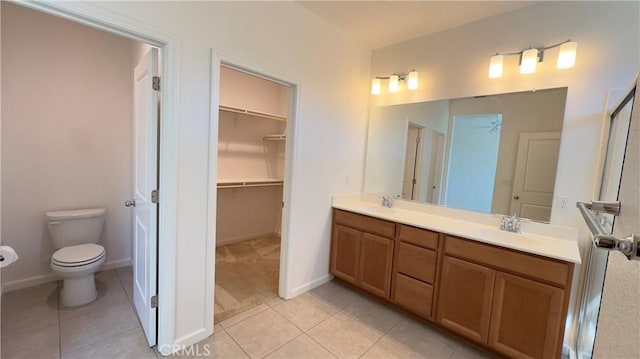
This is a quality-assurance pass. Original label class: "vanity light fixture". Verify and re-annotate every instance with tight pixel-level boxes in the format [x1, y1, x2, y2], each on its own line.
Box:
[371, 70, 418, 95]
[488, 39, 577, 78]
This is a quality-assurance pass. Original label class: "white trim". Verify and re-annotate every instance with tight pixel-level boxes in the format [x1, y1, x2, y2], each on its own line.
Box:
[289, 274, 333, 298]
[205, 51, 222, 341]
[207, 54, 302, 324]
[2, 258, 131, 293]
[13, 1, 181, 354]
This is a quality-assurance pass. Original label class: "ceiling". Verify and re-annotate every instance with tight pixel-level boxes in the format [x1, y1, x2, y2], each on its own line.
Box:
[297, 1, 539, 49]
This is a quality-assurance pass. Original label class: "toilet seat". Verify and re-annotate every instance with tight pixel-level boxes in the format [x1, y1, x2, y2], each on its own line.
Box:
[52, 244, 105, 267]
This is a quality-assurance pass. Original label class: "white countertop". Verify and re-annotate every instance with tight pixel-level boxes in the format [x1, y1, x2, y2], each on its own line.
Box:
[333, 195, 581, 264]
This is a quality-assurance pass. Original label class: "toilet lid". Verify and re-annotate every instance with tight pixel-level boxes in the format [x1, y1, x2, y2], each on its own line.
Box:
[52, 244, 105, 266]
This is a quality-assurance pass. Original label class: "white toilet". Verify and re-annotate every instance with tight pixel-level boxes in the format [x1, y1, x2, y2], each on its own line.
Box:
[47, 208, 106, 307]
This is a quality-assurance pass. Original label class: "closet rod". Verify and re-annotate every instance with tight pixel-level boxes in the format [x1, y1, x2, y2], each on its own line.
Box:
[217, 180, 284, 189]
[219, 105, 287, 121]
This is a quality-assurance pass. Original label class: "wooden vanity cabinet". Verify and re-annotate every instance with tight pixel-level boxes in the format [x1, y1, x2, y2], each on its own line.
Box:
[330, 209, 574, 359]
[330, 209, 395, 299]
[438, 235, 573, 359]
[391, 225, 440, 319]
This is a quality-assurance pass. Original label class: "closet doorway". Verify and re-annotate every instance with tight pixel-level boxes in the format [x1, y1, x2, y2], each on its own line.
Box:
[214, 65, 291, 323]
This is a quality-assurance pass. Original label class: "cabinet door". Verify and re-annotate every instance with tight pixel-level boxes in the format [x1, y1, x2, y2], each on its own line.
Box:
[358, 233, 394, 298]
[330, 225, 362, 284]
[436, 256, 495, 344]
[489, 272, 565, 359]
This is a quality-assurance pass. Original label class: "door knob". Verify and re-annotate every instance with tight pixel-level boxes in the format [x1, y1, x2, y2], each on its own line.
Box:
[124, 199, 136, 207]
[513, 195, 520, 200]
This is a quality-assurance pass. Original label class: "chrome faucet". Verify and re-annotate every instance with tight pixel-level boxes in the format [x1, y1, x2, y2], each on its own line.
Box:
[381, 195, 397, 208]
[500, 213, 521, 233]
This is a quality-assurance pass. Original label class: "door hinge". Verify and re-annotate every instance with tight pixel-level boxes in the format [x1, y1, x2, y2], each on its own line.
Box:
[151, 190, 158, 204]
[151, 295, 158, 309]
[152, 76, 160, 91]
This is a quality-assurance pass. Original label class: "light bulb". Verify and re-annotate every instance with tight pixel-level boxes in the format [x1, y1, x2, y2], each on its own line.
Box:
[520, 48, 538, 74]
[557, 41, 577, 69]
[371, 78, 381, 95]
[389, 75, 399, 93]
[489, 55, 504, 78]
[407, 71, 419, 90]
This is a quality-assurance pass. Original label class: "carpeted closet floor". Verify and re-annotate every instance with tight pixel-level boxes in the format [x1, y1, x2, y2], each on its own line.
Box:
[214, 235, 281, 323]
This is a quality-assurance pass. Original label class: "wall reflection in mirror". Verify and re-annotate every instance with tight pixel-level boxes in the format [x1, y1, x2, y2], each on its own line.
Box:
[364, 87, 567, 222]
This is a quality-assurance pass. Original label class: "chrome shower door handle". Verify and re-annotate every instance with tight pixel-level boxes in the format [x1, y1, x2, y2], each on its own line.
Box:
[124, 199, 136, 208]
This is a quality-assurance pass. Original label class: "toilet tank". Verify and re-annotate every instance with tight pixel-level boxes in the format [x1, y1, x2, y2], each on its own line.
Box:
[46, 208, 106, 249]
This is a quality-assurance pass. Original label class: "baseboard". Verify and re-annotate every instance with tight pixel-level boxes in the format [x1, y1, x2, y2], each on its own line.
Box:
[1, 258, 131, 293]
[216, 232, 280, 247]
[286, 274, 333, 299]
[1, 273, 60, 293]
[100, 258, 132, 272]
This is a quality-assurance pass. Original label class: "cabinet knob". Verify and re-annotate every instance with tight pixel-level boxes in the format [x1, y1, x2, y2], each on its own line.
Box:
[513, 195, 520, 200]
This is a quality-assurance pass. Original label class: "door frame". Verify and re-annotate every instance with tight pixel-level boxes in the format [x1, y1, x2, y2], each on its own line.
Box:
[403, 123, 425, 201]
[12, 1, 181, 353]
[208, 53, 300, 315]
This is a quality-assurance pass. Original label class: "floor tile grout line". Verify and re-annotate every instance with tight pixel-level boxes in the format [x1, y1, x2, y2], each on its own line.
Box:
[220, 303, 270, 330]
[448, 343, 462, 359]
[357, 316, 403, 359]
[259, 331, 305, 359]
[302, 331, 339, 359]
[220, 323, 254, 359]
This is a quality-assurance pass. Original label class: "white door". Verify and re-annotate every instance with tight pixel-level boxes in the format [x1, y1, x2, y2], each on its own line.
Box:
[510, 132, 561, 222]
[131, 48, 159, 346]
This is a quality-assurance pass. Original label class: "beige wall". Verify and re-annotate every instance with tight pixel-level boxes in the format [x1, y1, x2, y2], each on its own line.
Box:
[593, 78, 640, 359]
[448, 88, 567, 215]
[1, 3, 134, 288]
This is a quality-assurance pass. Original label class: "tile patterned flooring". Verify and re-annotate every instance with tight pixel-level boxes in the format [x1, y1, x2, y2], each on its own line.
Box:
[1, 267, 156, 359]
[2, 265, 492, 358]
[186, 280, 492, 359]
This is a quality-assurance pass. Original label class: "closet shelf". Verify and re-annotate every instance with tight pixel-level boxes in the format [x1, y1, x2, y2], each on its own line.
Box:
[263, 134, 286, 141]
[219, 105, 287, 122]
[217, 179, 284, 189]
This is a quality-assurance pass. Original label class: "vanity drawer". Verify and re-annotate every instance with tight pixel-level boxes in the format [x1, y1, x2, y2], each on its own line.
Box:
[394, 273, 434, 319]
[396, 242, 437, 284]
[398, 224, 439, 249]
[334, 209, 395, 238]
[444, 236, 570, 287]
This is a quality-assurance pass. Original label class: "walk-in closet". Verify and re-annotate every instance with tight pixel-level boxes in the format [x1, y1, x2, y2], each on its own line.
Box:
[214, 66, 289, 323]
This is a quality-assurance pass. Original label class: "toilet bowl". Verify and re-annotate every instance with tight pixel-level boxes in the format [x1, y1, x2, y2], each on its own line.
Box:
[47, 208, 106, 307]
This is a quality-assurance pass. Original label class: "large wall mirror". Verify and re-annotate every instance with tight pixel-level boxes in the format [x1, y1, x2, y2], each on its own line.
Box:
[364, 87, 568, 222]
